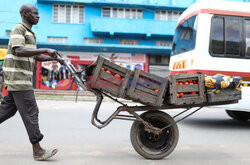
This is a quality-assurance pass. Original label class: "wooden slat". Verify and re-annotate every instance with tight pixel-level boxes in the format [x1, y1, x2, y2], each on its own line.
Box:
[91, 56, 104, 82]
[121, 70, 132, 89]
[168, 76, 177, 104]
[135, 68, 165, 82]
[126, 69, 140, 96]
[135, 84, 158, 96]
[103, 59, 128, 73]
[176, 97, 204, 105]
[127, 89, 157, 106]
[93, 79, 119, 89]
[173, 73, 201, 79]
[99, 70, 123, 86]
[176, 78, 198, 82]
[137, 77, 162, 89]
[155, 78, 168, 106]
[103, 59, 127, 74]
[104, 65, 126, 77]
[198, 74, 207, 102]
[99, 84, 121, 96]
[176, 84, 199, 93]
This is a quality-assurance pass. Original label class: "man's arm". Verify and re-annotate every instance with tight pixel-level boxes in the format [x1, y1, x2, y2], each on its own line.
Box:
[35, 54, 64, 65]
[14, 46, 57, 58]
[14, 46, 64, 64]
[34, 54, 56, 62]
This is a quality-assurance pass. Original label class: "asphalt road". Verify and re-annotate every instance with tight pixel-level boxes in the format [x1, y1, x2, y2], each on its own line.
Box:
[0, 100, 250, 165]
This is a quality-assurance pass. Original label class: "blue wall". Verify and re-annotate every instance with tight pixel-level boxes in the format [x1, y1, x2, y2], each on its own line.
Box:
[0, 0, 37, 38]
[0, 0, 249, 54]
[34, 0, 184, 54]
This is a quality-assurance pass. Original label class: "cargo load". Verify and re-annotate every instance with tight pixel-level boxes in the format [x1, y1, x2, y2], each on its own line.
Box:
[86, 56, 242, 107]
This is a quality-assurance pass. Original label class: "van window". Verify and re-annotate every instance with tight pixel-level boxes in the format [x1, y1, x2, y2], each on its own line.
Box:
[210, 15, 246, 58]
[171, 16, 197, 55]
[211, 17, 224, 54]
[225, 18, 241, 55]
[245, 19, 250, 57]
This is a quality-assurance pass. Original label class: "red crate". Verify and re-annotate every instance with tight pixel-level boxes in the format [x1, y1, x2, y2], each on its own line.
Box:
[87, 56, 132, 98]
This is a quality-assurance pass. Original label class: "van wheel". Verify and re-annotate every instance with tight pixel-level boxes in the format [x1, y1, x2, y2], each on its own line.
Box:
[226, 110, 250, 121]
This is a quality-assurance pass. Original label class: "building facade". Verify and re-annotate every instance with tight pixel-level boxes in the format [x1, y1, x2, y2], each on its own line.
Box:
[0, 0, 249, 90]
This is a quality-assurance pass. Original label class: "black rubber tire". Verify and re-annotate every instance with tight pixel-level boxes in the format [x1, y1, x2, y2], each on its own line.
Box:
[226, 110, 250, 121]
[130, 111, 179, 160]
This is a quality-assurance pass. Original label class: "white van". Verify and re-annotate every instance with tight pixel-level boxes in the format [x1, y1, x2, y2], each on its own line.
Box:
[169, 0, 250, 121]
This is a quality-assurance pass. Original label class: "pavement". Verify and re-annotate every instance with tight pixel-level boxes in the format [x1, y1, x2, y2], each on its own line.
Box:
[34, 89, 95, 97]
[33, 89, 134, 102]
[34, 89, 97, 101]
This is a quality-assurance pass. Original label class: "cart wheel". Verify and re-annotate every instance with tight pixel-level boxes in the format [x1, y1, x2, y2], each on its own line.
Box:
[130, 111, 179, 160]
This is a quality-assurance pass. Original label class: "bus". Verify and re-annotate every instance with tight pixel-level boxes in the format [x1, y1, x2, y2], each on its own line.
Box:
[169, 0, 250, 121]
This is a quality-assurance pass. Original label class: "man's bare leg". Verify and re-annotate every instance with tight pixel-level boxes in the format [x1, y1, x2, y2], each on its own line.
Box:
[32, 143, 45, 157]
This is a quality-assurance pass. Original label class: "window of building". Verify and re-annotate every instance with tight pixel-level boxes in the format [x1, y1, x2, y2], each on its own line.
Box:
[53, 4, 84, 24]
[48, 37, 68, 43]
[156, 41, 173, 47]
[84, 38, 104, 44]
[155, 10, 182, 21]
[149, 55, 170, 65]
[209, 15, 247, 58]
[119, 39, 139, 45]
[5, 30, 11, 36]
[102, 7, 142, 19]
[102, 7, 111, 17]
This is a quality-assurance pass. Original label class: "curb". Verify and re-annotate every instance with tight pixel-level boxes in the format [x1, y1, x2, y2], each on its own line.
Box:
[34, 89, 134, 103]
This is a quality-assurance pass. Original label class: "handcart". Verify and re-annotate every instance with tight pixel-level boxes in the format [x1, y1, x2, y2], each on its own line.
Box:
[56, 54, 241, 160]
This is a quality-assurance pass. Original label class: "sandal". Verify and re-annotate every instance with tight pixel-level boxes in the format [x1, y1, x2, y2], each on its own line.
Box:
[34, 149, 58, 161]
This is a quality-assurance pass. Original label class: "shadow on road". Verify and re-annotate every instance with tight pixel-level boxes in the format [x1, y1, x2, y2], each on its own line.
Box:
[181, 118, 250, 130]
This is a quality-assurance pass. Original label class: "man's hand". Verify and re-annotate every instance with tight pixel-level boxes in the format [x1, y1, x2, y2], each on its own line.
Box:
[46, 49, 58, 58]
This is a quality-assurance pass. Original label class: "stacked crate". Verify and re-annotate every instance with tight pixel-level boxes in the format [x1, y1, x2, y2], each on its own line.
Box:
[167, 73, 207, 105]
[87, 56, 132, 98]
[126, 68, 169, 107]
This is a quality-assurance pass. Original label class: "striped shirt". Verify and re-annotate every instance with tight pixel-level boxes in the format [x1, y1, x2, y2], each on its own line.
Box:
[3, 22, 36, 91]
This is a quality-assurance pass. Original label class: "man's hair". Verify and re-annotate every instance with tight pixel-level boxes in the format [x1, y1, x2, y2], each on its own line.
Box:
[19, 4, 35, 16]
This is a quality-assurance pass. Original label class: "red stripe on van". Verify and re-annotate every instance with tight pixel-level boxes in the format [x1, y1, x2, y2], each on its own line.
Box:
[169, 70, 250, 77]
[177, 9, 250, 28]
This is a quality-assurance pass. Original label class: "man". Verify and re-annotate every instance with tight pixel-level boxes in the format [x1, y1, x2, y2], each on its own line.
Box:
[0, 4, 63, 161]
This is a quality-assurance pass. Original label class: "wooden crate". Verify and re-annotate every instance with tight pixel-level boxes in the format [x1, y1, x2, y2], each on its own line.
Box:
[87, 56, 132, 98]
[207, 89, 241, 103]
[167, 73, 207, 105]
[126, 68, 169, 107]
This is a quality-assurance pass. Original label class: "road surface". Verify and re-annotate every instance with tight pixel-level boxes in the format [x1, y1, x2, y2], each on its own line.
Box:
[0, 100, 250, 165]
